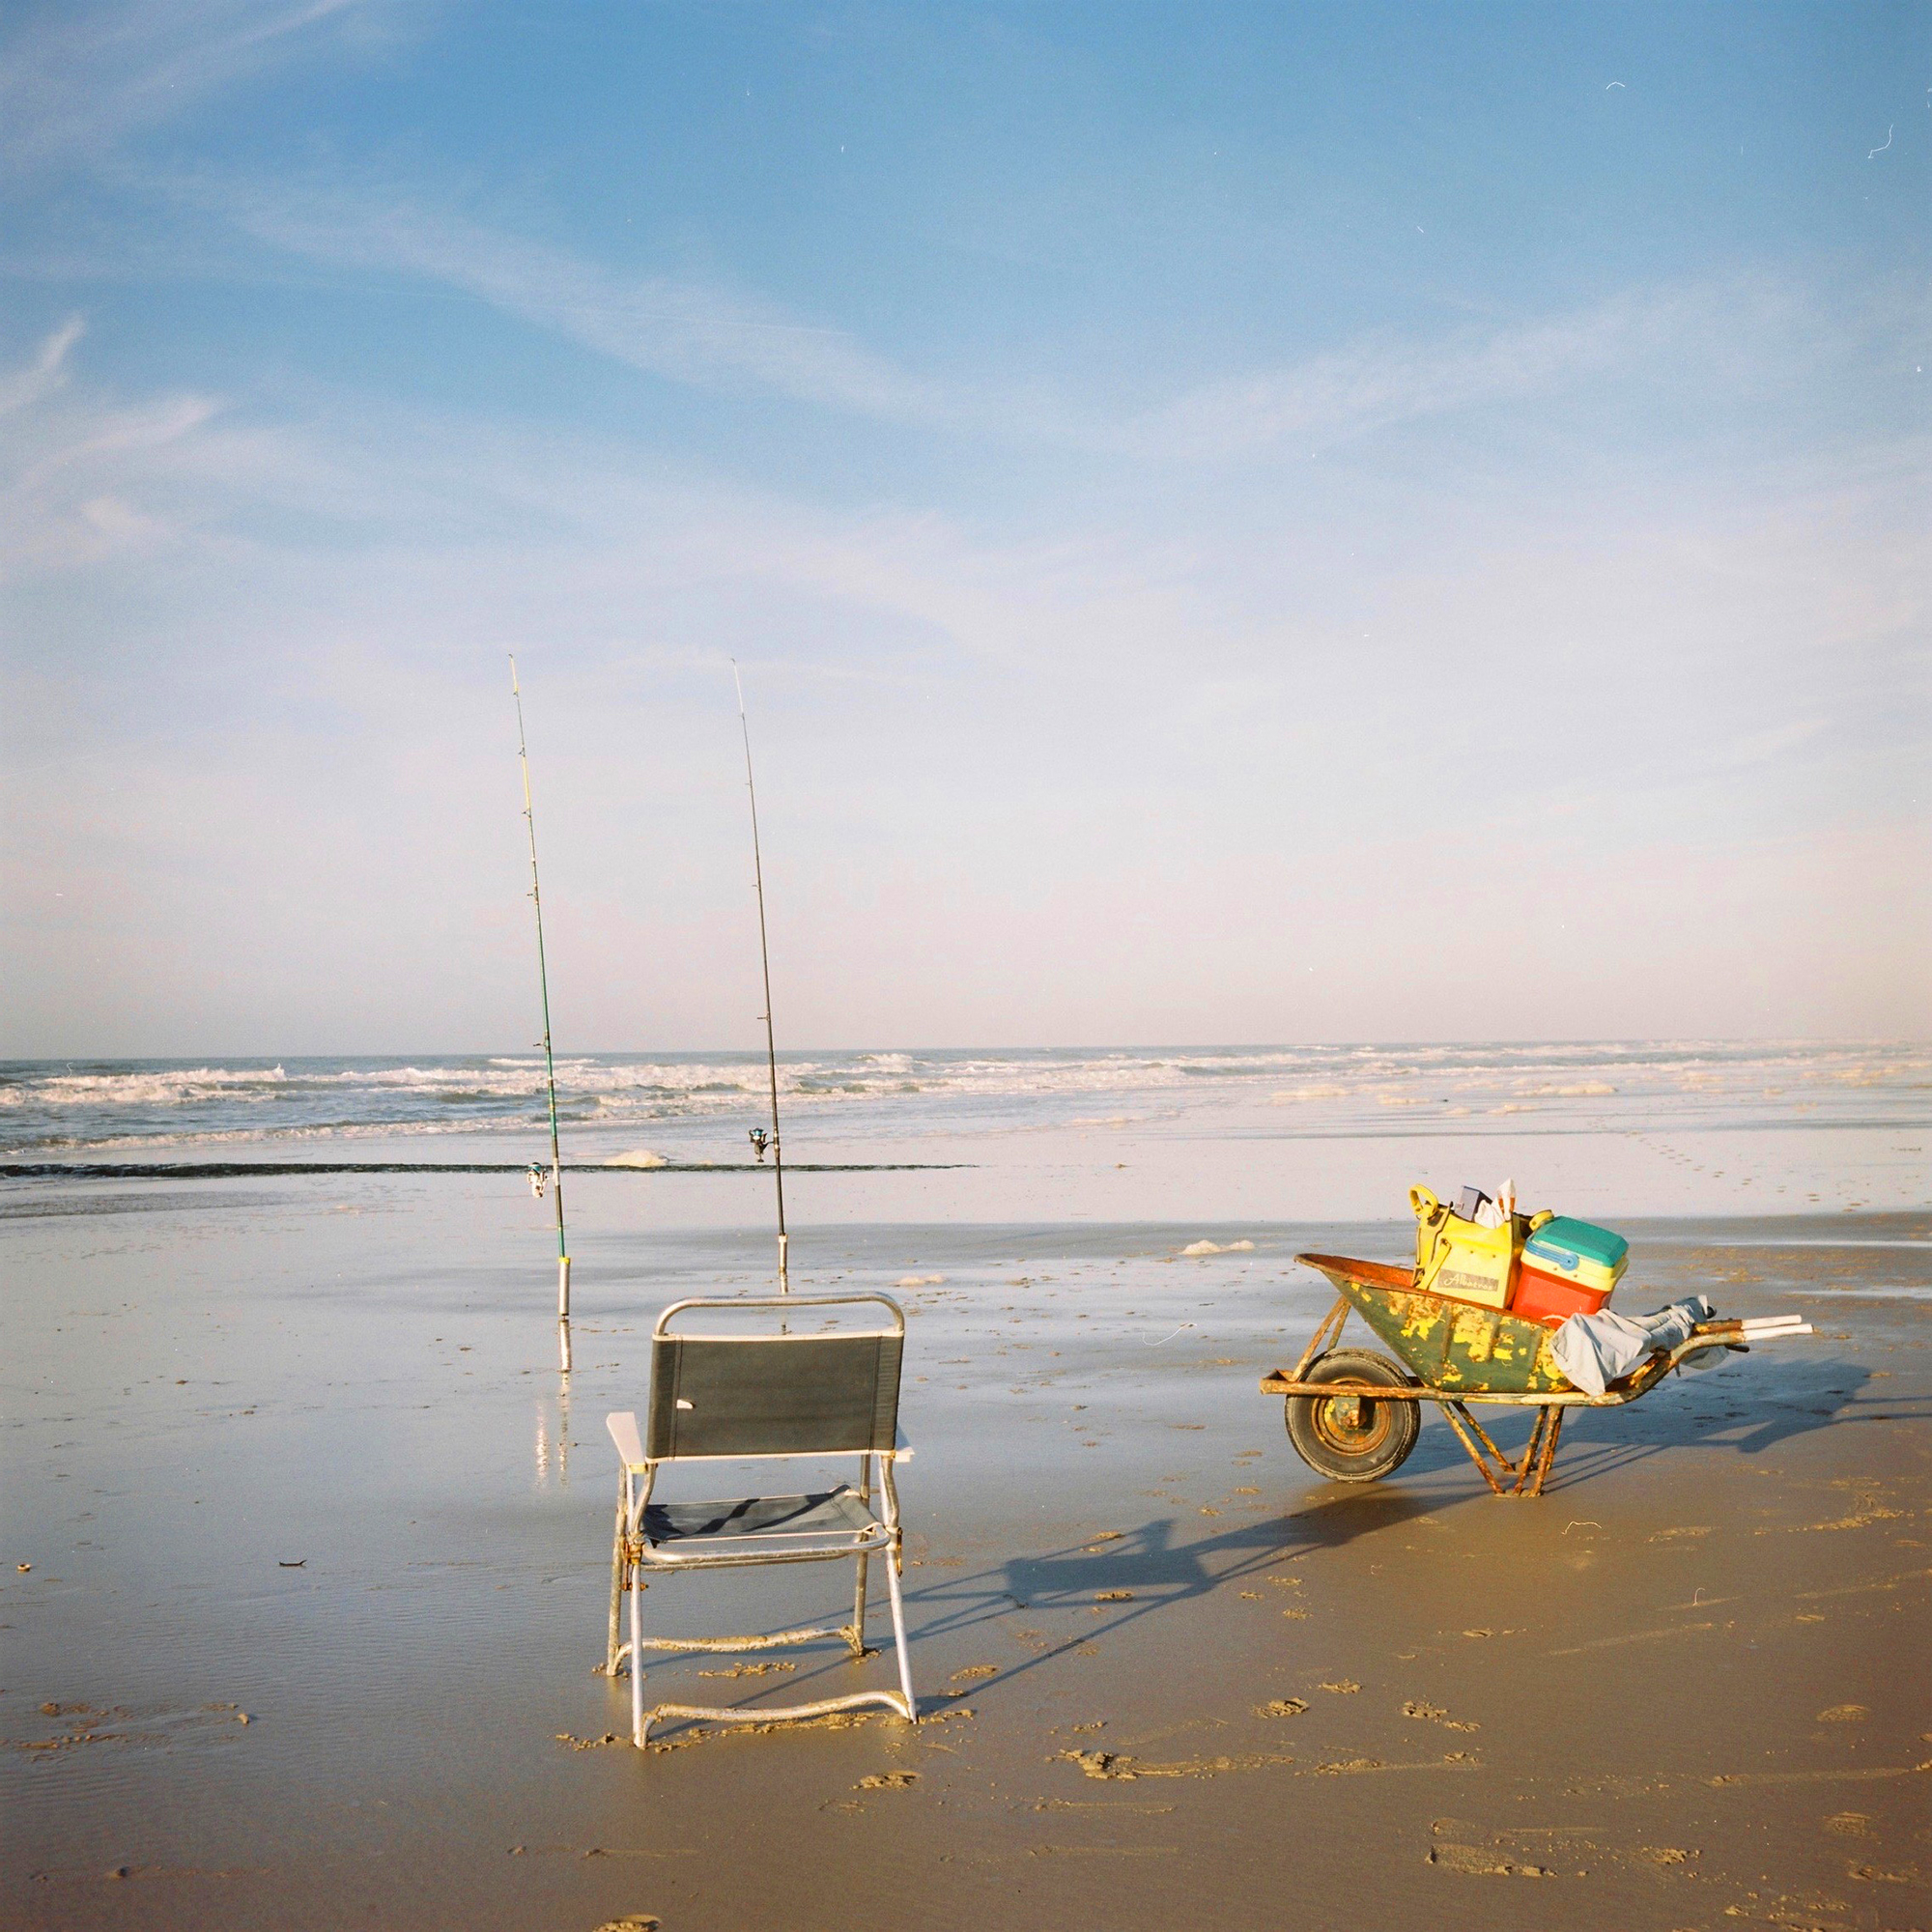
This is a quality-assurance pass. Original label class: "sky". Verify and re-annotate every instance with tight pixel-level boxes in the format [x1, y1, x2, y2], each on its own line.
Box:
[1, 0, 1926, 1056]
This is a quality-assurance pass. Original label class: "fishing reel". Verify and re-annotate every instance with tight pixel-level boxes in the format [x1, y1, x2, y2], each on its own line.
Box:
[748, 1128, 769, 1163]
[527, 1162, 549, 1200]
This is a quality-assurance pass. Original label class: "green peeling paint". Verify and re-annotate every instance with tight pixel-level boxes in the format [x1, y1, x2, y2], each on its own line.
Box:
[1340, 1280, 1567, 1396]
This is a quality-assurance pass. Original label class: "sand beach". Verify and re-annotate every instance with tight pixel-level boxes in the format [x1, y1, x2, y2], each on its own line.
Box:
[4, 1047, 1928, 1931]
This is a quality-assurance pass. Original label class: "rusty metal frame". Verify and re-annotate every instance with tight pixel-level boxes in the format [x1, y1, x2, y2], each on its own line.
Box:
[1435, 1399, 1566, 1496]
[1287, 1295, 1351, 1382]
[1263, 1296, 1750, 1497]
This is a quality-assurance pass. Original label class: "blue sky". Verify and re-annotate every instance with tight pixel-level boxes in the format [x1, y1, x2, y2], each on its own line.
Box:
[1, 0, 1926, 1054]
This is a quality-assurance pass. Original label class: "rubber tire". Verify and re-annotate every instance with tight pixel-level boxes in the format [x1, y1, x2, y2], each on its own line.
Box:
[1284, 1349, 1422, 1484]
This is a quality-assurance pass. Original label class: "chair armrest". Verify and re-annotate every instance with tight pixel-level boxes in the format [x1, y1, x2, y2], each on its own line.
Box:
[886, 1428, 914, 1461]
[607, 1410, 647, 1470]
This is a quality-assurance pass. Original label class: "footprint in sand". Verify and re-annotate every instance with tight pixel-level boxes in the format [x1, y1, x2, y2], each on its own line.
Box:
[1848, 1860, 1915, 1883]
[1817, 1705, 1868, 1723]
[1426, 1844, 1551, 1877]
[1403, 1700, 1480, 1732]
[1319, 1681, 1360, 1695]
[1425, 1821, 1550, 1877]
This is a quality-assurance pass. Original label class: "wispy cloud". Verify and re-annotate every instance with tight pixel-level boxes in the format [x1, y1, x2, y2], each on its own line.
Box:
[0, 313, 82, 413]
[12, 316, 1918, 744]
[1135, 288, 1708, 458]
[0, 316, 1208, 691]
[0, 321, 223, 580]
[0, 0, 387, 176]
[183, 174, 1767, 455]
[205, 181, 952, 427]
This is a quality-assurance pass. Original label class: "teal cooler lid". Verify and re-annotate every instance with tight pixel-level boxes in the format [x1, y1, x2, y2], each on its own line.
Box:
[1524, 1216, 1629, 1274]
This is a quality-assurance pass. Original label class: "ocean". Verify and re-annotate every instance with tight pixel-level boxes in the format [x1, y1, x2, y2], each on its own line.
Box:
[3, 1040, 1924, 1221]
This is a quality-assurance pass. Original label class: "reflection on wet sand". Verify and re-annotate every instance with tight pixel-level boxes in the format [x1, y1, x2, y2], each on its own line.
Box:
[535, 1379, 571, 1490]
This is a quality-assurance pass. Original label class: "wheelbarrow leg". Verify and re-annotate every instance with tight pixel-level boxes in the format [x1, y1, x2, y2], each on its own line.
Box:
[1442, 1402, 1563, 1499]
[1288, 1297, 1350, 1383]
[1440, 1401, 1511, 1496]
[1510, 1407, 1551, 1496]
[1523, 1405, 1564, 1497]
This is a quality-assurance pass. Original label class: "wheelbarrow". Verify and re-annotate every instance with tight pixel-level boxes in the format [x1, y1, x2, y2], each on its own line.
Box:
[1259, 1252, 1784, 1497]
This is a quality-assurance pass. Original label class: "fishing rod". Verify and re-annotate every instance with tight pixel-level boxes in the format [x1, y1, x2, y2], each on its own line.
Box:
[732, 661, 788, 1293]
[509, 654, 571, 1340]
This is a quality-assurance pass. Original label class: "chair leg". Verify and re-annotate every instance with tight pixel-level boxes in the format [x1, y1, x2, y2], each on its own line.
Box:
[607, 1484, 627, 1674]
[882, 1538, 917, 1722]
[850, 1552, 870, 1658]
[628, 1571, 647, 1747]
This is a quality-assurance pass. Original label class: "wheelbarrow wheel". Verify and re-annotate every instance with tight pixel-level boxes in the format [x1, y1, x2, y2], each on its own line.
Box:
[1285, 1350, 1421, 1483]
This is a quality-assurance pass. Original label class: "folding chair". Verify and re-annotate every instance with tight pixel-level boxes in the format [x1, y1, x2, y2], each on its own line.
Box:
[604, 1292, 917, 1747]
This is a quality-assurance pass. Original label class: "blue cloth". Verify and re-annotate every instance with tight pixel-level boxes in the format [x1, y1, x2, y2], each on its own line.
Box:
[1549, 1295, 1716, 1396]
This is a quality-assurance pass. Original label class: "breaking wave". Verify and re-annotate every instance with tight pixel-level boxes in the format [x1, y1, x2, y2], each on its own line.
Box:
[1, 1042, 1924, 1159]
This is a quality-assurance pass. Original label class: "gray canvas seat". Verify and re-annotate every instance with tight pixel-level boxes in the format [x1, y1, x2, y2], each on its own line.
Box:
[605, 1293, 917, 1747]
[641, 1489, 885, 1549]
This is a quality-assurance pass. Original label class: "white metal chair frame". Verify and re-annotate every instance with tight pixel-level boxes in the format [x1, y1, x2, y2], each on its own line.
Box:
[605, 1292, 917, 1748]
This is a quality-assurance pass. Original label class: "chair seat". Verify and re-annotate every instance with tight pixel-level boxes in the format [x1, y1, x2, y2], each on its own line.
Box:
[642, 1485, 883, 1555]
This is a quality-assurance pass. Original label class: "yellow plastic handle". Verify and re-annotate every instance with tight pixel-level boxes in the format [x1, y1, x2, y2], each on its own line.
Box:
[1408, 1184, 1440, 1222]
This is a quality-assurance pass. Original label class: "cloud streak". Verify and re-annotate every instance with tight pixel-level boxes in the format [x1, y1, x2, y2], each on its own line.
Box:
[0, 312, 82, 413]
[205, 181, 952, 428]
[0, 321, 226, 581]
[188, 174, 1788, 462]
[0, 0, 385, 177]
[1135, 289, 1709, 458]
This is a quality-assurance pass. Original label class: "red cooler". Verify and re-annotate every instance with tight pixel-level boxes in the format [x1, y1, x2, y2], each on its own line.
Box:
[1512, 1264, 1612, 1326]
[1512, 1215, 1630, 1326]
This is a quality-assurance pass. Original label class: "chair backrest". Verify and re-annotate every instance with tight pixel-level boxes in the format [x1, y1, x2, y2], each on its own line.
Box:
[645, 1293, 904, 1461]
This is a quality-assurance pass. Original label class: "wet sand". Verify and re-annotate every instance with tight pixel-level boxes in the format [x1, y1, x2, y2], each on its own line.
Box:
[3, 1170, 1928, 1931]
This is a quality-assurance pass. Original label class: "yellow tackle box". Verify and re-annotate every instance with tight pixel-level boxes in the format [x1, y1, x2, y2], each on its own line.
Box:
[1408, 1184, 1539, 1310]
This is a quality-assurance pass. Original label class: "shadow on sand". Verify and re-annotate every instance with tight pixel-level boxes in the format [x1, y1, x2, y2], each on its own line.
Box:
[726, 1489, 1434, 1717]
[635, 1359, 1923, 1727]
